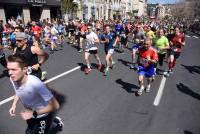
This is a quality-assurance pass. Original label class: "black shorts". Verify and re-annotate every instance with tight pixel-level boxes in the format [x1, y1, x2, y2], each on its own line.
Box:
[32, 68, 42, 80]
[86, 49, 98, 54]
[26, 114, 52, 134]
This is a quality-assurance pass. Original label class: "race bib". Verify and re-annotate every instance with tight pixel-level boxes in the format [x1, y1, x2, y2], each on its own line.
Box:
[140, 58, 149, 67]
[172, 46, 178, 52]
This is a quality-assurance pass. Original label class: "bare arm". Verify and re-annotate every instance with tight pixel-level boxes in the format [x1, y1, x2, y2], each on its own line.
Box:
[31, 46, 49, 65]
[9, 95, 19, 116]
[20, 97, 60, 120]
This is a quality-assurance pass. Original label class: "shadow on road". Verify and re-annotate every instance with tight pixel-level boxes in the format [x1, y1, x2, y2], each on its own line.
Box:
[177, 83, 200, 101]
[184, 130, 194, 134]
[116, 78, 139, 94]
[77, 63, 86, 72]
[70, 44, 79, 51]
[181, 64, 200, 75]
[117, 59, 132, 68]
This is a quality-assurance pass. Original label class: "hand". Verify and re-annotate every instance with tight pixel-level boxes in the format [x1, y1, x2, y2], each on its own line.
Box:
[178, 38, 182, 44]
[146, 56, 151, 61]
[20, 110, 33, 120]
[9, 105, 16, 116]
[32, 64, 40, 71]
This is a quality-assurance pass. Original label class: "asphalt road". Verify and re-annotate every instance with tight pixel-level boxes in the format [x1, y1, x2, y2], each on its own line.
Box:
[0, 34, 200, 134]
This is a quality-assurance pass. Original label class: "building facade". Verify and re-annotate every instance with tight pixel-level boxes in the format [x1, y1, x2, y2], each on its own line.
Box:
[147, 3, 166, 19]
[72, 0, 147, 21]
[0, 0, 147, 24]
[0, 0, 61, 24]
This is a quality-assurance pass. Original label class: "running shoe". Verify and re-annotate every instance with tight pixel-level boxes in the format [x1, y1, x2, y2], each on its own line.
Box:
[130, 64, 135, 69]
[137, 86, 144, 96]
[164, 69, 173, 77]
[110, 61, 115, 69]
[41, 71, 47, 81]
[85, 68, 92, 74]
[104, 69, 109, 76]
[145, 85, 151, 93]
[53, 116, 64, 131]
[78, 49, 83, 53]
[98, 64, 102, 70]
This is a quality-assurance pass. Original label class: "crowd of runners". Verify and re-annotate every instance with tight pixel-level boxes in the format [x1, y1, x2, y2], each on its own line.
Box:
[0, 16, 186, 133]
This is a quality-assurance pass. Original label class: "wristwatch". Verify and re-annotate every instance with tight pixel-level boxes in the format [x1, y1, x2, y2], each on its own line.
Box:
[33, 110, 38, 118]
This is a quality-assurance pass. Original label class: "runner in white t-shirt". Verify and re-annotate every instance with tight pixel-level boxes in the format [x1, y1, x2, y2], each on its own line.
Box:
[84, 25, 102, 74]
[7, 55, 63, 133]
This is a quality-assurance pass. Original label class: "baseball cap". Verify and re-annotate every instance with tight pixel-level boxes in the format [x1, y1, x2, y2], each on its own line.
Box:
[15, 32, 27, 40]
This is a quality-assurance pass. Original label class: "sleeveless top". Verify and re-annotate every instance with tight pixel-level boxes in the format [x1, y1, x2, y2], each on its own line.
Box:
[15, 45, 38, 66]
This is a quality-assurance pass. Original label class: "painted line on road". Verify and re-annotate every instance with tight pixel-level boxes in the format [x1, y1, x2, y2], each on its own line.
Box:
[192, 35, 199, 39]
[186, 35, 191, 38]
[44, 66, 80, 84]
[0, 96, 15, 106]
[153, 75, 167, 106]
[0, 66, 81, 106]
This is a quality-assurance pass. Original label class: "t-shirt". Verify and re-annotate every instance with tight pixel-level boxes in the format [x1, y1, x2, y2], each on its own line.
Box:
[32, 25, 42, 37]
[85, 31, 98, 51]
[154, 36, 169, 54]
[101, 32, 116, 50]
[146, 30, 155, 39]
[138, 47, 158, 67]
[10, 75, 53, 115]
[171, 33, 185, 52]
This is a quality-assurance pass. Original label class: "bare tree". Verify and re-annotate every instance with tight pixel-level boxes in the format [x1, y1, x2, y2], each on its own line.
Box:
[171, 0, 200, 21]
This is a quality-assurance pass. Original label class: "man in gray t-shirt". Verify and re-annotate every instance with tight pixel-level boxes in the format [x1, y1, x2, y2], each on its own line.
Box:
[7, 55, 62, 134]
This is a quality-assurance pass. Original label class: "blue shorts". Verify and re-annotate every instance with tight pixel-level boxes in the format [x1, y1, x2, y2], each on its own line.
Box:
[132, 44, 140, 50]
[137, 65, 155, 77]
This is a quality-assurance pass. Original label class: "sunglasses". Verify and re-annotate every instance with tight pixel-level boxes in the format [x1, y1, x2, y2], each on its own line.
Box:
[16, 39, 24, 42]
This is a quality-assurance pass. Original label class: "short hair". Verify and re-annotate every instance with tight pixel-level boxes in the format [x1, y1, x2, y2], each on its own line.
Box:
[7, 55, 28, 68]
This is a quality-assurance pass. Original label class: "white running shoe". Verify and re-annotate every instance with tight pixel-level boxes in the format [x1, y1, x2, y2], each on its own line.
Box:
[137, 86, 144, 96]
[41, 71, 47, 81]
[145, 85, 151, 93]
[53, 116, 64, 131]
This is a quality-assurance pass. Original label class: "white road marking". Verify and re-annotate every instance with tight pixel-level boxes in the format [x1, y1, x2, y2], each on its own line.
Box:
[153, 75, 167, 106]
[193, 35, 199, 39]
[0, 96, 15, 106]
[0, 66, 81, 106]
[44, 66, 80, 84]
[186, 35, 191, 38]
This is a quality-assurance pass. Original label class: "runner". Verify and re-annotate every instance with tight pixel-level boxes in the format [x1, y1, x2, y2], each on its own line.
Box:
[137, 38, 158, 96]
[154, 29, 170, 74]
[31, 21, 42, 47]
[100, 25, 117, 76]
[130, 25, 146, 69]
[167, 27, 185, 76]
[7, 55, 63, 134]
[13, 32, 49, 80]
[0, 43, 7, 68]
[84, 25, 102, 74]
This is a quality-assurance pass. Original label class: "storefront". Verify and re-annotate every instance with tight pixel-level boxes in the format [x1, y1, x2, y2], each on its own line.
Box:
[0, 0, 61, 24]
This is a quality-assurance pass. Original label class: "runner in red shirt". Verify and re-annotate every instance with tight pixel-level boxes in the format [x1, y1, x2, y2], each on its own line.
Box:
[31, 21, 42, 46]
[137, 37, 158, 95]
[167, 27, 185, 75]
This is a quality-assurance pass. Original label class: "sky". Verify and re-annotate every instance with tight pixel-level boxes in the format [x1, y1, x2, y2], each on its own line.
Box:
[148, 0, 180, 4]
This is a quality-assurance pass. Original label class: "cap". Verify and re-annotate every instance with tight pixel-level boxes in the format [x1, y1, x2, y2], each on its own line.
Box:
[15, 32, 27, 40]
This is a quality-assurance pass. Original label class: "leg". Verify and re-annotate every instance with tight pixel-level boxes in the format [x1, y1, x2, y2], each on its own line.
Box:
[137, 75, 145, 95]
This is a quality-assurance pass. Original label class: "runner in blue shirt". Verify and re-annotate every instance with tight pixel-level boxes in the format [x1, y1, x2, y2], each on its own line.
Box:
[100, 25, 118, 76]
